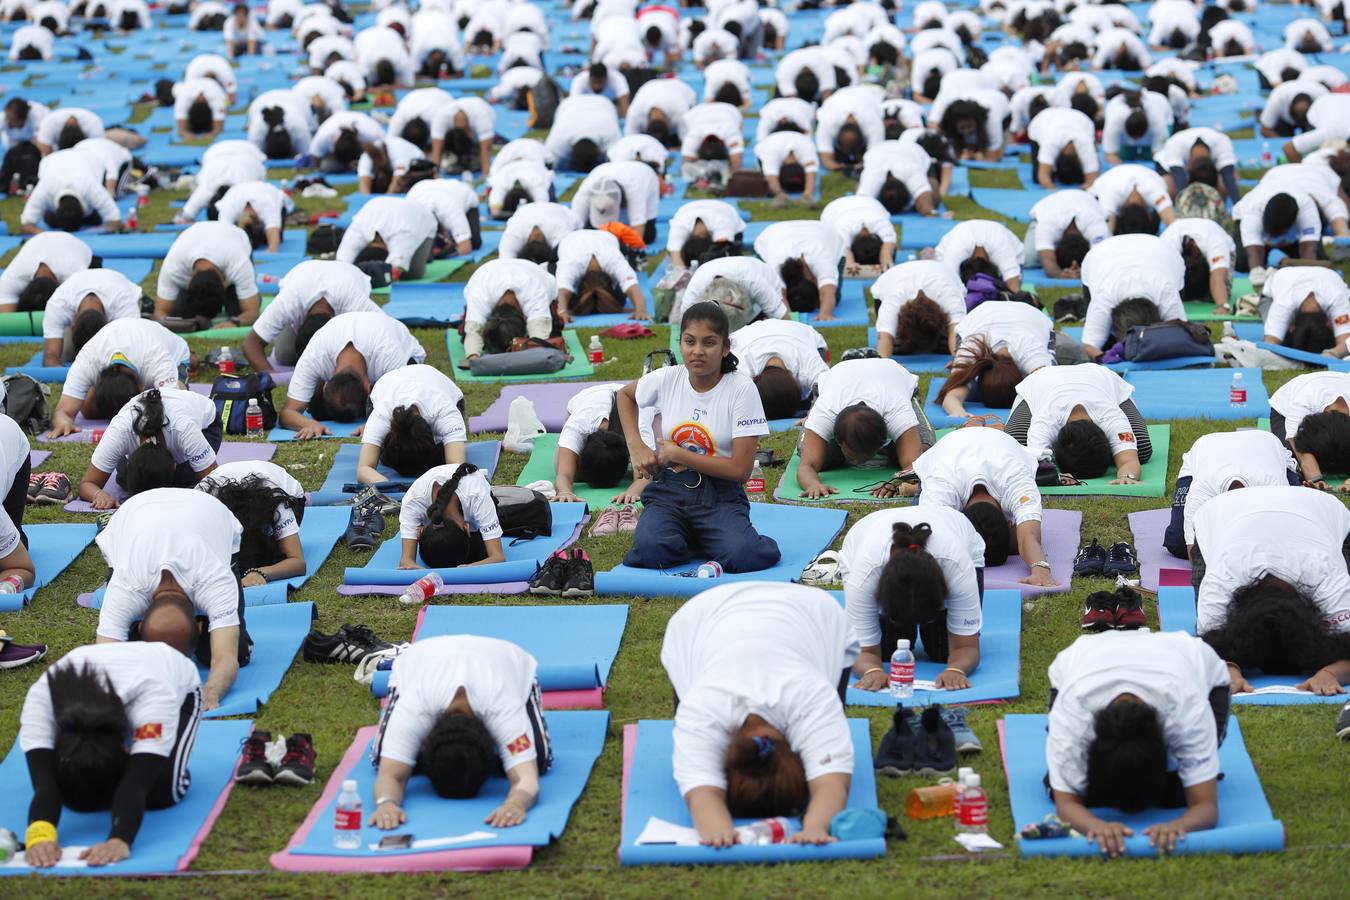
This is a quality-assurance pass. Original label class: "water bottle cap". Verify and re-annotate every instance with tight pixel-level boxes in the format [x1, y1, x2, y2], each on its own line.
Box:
[342, 779, 358, 792]
[968, 774, 981, 787]
[958, 766, 973, 780]
[896, 639, 910, 650]
[1232, 372, 1242, 381]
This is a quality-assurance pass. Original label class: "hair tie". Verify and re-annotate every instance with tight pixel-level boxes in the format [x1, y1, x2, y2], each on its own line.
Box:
[751, 735, 774, 760]
[908, 543, 921, 551]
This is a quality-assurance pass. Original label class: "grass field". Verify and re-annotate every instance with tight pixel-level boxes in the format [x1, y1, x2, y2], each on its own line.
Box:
[0, 164, 1347, 898]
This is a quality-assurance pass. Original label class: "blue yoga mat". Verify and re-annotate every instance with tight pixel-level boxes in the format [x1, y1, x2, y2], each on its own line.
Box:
[79, 231, 181, 258]
[6, 349, 68, 382]
[1058, 328, 1217, 373]
[970, 187, 1051, 222]
[1232, 323, 1350, 372]
[343, 501, 589, 587]
[619, 718, 886, 866]
[374, 603, 629, 694]
[897, 215, 959, 249]
[103, 257, 155, 284]
[843, 589, 1022, 706]
[267, 418, 365, 442]
[1157, 586, 1345, 705]
[383, 282, 467, 326]
[1020, 270, 1082, 289]
[1124, 367, 1270, 420]
[0, 720, 251, 876]
[799, 279, 870, 328]
[864, 328, 952, 372]
[0, 523, 98, 613]
[1002, 715, 1284, 857]
[309, 440, 501, 506]
[201, 601, 314, 718]
[289, 710, 609, 858]
[595, 503, 847, 598]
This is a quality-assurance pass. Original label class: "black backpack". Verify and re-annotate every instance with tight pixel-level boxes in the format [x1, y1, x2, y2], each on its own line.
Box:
[2, 374, 50, 434]
[210, 373, 279, 434]
[527, 77, 564, 130]
[490, 485, 553, 540]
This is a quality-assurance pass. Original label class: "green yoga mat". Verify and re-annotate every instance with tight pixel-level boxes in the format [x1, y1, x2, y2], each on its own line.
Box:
[775, 449, 901, 503]
[1182, 278, 1261, 323]
[0, 311, 42, 336]
[1041, 424, 1172, 497]
[446, 329, 596, 382]
[372, 258, 469, 295]
[181, 325, 254, 341]
[516, 433, 637, 508]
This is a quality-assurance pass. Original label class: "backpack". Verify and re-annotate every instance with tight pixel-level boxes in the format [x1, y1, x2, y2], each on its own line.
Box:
[210, 372, 279, 434]
[1123, 320, 1215, 362]
[527, 77, 564, 130]
[306, 223, 344, 256]
[2, 141, 41, 193]
[1, 374, 50, 434]
[490, 485, 553, 539]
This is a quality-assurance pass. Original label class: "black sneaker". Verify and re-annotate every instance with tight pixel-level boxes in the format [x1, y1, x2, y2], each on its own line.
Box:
[1104, 541, 1139, 576]
[344, 501, 384, 551]
[840, 347, 881, 362]
[235, 730, 275, 784]
[562, 550, 595, 597]
[911, 704, 957, 777]
[875, 705, 918, 776]
[303, 623, 393, 664]
[1073, 538, 1108, 576]
[529, 552, 569, 596]
[1081, 590, 1118, 632]
[274, 733, 316, 786]
[1338, 700, 1350, 741]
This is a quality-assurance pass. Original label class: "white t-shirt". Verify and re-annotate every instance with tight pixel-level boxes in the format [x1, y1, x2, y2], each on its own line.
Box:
[753, 130, 819, 178]
[857, 140, 932, 207]
[463, 258, 556, 325]
[386, 87, 453, 141]
[335, 197, 438, 271]
[1030, 189, 1110, 253]
[814, 87, 886, 156]
[635, 364, 767, 460]
[1260, 79, 1328, 132]
[363, 364, 466, 451]
[0, 415, 27, 557]
[1177, 430, 1297, 545]
[432, 96, 495, 144]
[405, 179, 478, 244]
[1089, 163, 1173, 216]
[679, 101, 746, 159]
[873, 259, 965, 338]
[662, 582, 858, 796]
[35, 107, 104, 148]
[40, 269, 142, 340]
[246, 89, 312, 155]
[1027, 107, 1099, 174]
[935, 220, 1024, 283]
[1016, 365, 1138, 458]
[309, 111, 385, 159]
[1194, 486, 1350, 634]
[753, 221, 846, 288]
[20, 173, 119, 228]
[1261, 163, 1347, 225]
[1154, 127, 1238, 172]
[666, 200, 744, 253]
[1233, 183, 1322, 249]
[1264, 267, 1350, 341]
[1161, 218, 1236, 273]
[252, 260, 376, 344]
[820, 195, 896, 246]
[1269, 371, 1350, 439]
[9, 25, 53, 62]
[0, 98, 47, 149]
[702, 58, 750, 103]
[173, 78, 229, 124]
[500, 203, 582, 260]
[679, 257, 789, 322]
[398, 463, 503, 541]
[840, 505, 986, 645]
[64, 137, 131, 185]
[1047, 632, 1229, 795]
[755, 98, 816, 142]
[555, 231, 638, 295]
[729, 319, 828, 398]
[377, 635, 540, 771]
[356, 136, 426, 180]
[0, 232, 92, 308]
[929, 89, 1009, 152]
[198, 459, 305, 540]
[63, 318, 187, 403]
[20, 643, 200, 757]
[955, 301, 1054, 374]
[96, 487, 243, 640]
[90, 387, 219, 476]
[291, 76, 348, 119]
[1255, 48, 1308, 88]
[156, 221, 257, 303]
[804, 358, 919, 444]
[915, 426, 1042, 526]
[607, 134, 668, 168]
[557, 382, 656, 456]
[774, 47, 837, 97]
[214, 181, 288, 233]
[544, 95, 621, 161]
[354, 25, 415, 85]
[571, 161, 660, 228]
[289, 311, 425, 405]
[1080, 234, 1186, 349]
[1100, 92, 1172, 156]
[624, 78, 697, 137]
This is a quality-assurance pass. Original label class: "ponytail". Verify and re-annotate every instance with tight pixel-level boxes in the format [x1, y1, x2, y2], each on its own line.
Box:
[937, 336, 1023, 409]
[419, 464, 481, 568]
[131, 388, 167, 440]
[124, 389, 177, 495]
[877, 521, 947, 626]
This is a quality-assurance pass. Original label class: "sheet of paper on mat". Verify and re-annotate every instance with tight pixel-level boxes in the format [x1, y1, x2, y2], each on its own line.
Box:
[1246, 685, 1314, 696]
[636, 817, 703, 846]
[2, 847, 90, 868]
[955, 834, 1003, 852]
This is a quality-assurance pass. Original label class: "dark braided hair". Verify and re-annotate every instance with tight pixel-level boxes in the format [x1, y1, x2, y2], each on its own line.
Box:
[124, 389, 177, 494]
[419, 464, 481, 567]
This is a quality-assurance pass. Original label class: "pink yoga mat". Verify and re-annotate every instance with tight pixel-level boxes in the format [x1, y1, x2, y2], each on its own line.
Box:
[469, 381, 616, 434]
[1127, 508, 1191, 592]
[618, 722, 637, 863]
[270, 724, 535, 873]
[63, 441, 278, 512]
[983, 508, 1081, 596]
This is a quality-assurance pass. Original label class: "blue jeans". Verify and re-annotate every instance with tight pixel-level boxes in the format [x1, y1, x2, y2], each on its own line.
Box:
[623, 467, 781, 572]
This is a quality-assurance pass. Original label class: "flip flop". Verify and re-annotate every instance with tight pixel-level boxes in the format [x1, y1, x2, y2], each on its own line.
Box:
[801, 550, 841, 586]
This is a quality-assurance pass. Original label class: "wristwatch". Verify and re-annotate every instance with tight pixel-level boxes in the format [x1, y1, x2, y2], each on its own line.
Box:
[1030, 560, 1052, 570]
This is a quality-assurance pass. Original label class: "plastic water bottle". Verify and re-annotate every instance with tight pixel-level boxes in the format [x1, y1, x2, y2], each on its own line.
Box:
[125, 204, 137, 230]
[952, 767, 974, 823]
[398, 571, 444, 605]
[334, 779, 362, 849]
[588, 334, 604, 364]
[696, 560, 723, 578]
[0, 827, 17, 862]
[136, 184, 149, 207]
[889, 639, 915, 698]
[1229, 371, 1247, 409]
[1261, 141, 1272, 165]
[745, 460, 766, 499]
[245, 398, 264, 438]
[80, 427, 104, 444]
[735, 817, 799, 845]
[218, 346, 235, 375]
[0, 575, 23, 594]
[956, 774, 988, 834]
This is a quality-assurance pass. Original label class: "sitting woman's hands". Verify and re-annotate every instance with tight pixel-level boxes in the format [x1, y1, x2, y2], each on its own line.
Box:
[90, 490, 120, 510]
[854, 668, 888, 692]
[1295, 668, 1346, 695]
[485, 800, 528, 828]
[697, 824, 738, 849]
[787, 827, 837, 846]
[630, 442, 659, 480]
[370, 800, 406, 830]
[935, 667, 971, 690]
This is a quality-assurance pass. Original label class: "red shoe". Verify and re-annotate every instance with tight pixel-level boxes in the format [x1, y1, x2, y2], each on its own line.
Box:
[1113, 588, 1147, 630]
[1081, 591, 1117, 632]
[274, 733, 316, 786]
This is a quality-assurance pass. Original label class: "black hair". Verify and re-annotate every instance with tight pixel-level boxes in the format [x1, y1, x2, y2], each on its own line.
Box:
[419, 463, 481, 567]
[723, 20, 742, 39]
[1084, 700, 1168, 812]
[836, 402, 888, 459]
[4, 97, 29, 123]
[1027, 95, 1050, 123]
[1111, 298, 1161, 342]
[445, 127, 474, 162]
[1167, 28, 1188, 49]
[314, 371, 368, 422]
[1293, 411, 1350, 474]
[91, 364, 140, 419]
[57, 120, 84, 150]
[1180, 238, 1211, 301]
[518, 238, 557, 268]
[1055, 232, 1090, 270]
[48, 663, 130, 813]
[373, 59, 396, 88]
[870, 42, 898, 66]
[421, 49, 447, 79]
[964, 501, 1010, 566]
[1062, 41, 1089, 65]
[1291, 94, 1315, 130]
[118, 9, 140, 30]
[781, 258, 819, 312]
[125, 389, 176, 494]
[72, 308, 107, 350]
[1280, 66, 1303, 85]
[295, 312, 332, 355]
[753, 365, 800, 420]
[940, 100, 989, 152]
[240, 217, 267, 249]
[779, 162, 806, 193]
[419, 711, 500, 798]
[852, 233, 883, 265]
[1068, 92, 1098, 121]
[1287, 310, 1336, 354]
[17, 275, 57, 312]
[1220, 39, 1244, 58]
[498, 185, 530, 216]
[401, 116, 430, 151]
[187, 98, 214, 135]
[483, 302, 528, 354]
[376, 405, 439, 477]
[1203, 575, 1350, 675]
[772, 118, 805, 136]
[1263, 193, 1299, 237]
[577, 429, 629, 487]
[679, 301, 738, 374]
[17, 45, 42, 60]
[183, 269, 226, 319]
[1052, 419, 1113, 478]
[713, 82, 743, 107]
[877, 175, 912, 214]
[877, 522, 947, 628]
[201, 474, 297, 570]
[1048, 146, 1084, 186]
[1113, 49, 1142, 71]
[1115, 204, 1158, 236]
[644, 117, 673, 147]
[698, 135, 730, 161]
[921, 69, 943, 102]
[1188, 156, 1219, 189]
[958, 255, 1001, 285]
[570, 138, 600, 173]
[1123, 108, 1149, 140]
[645, 25, 662, 47]
[834, 122, 865, 163]
[333, 128, 361, 165]
[681, 234, 712, 265]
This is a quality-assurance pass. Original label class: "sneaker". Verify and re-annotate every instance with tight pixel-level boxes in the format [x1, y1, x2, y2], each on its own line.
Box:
[344, 501, 384, 551]
[840, 347, 881, 362]
[875, 705, 918, 776]
[1104, 541, 1139, 576]
[911, 704, 958, 776]
[589, 506, 621, 537]
[34, 472, 72, 505]
[303, 623, 394, 665]
[1338, 700, 1350, 741]
[274, 733, 317, 786]
[95, 509, 115, 532]
[1113, 587, 1147, 630]
[562, 549, 595, 597]
[235, 730, 275, 784]
[1073, 538, 1108, 576]
[528, 552, 569, 596]
[350, 485, 400, 517]
[1082, 590, 1118, 632]
[26, 473, 41, 503]
[941, 707, 981, 754]
[0, 631, 47, 669]
[616, 504, 641, 533]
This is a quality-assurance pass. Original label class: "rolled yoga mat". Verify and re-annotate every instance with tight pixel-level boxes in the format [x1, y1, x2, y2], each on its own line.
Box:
[1232, 323, 1350, 372]
[446, 329, 597, 383]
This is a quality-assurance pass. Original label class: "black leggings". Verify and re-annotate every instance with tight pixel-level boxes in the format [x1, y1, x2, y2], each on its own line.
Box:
[4, 454, 29, 548]
[1007, 398, 1153, 464]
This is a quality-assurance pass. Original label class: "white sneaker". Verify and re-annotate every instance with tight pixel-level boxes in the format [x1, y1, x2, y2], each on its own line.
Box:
[504, 396, 546, 452]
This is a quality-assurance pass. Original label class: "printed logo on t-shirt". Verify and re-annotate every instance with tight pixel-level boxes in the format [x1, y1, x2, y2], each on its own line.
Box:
[670, 421, 715, 456]
[1210, 256, 1225, 266]
[1118, 432, 1136, 444]
[507, 734, 532, 756]
[1336, 315, 1350, 326]
[134, 723, 163, 741]
[1018, 495, 1031, 506]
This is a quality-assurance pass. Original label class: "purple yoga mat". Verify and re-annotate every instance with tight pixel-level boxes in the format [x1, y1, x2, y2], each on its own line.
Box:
[38, 383, 215, 444]
[469, 382, 616, 434]
[983, 508, 1080, 596]
[30, 450, 51, 468]
[337, 581, 531, 597]
[63, 441, 278, 512]
[1128, 507, 1191, 592]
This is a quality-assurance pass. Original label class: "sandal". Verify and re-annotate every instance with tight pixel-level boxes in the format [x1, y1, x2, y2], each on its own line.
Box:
[800, 550, 841, 586]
